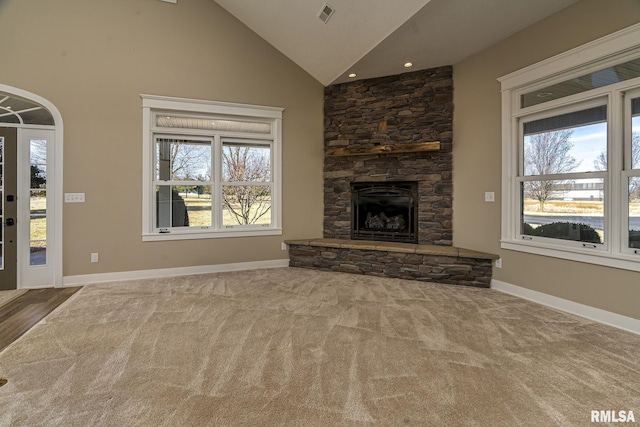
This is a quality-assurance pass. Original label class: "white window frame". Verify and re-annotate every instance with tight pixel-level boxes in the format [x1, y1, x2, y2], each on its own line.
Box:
[220, 137, 274, 227]
[499, 23, 640, 272]
[622, 87, 640, 256]
[141, 94, 283, 241]
[515, 96, 610, 251]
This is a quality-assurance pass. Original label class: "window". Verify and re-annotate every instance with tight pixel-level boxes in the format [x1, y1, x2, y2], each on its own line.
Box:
[221, 140, 273, 226]
[624, 95, 640, 252]
[141, 95, 282, 241]
[520, 103, 607, 247]
[499, 24, 640, 271]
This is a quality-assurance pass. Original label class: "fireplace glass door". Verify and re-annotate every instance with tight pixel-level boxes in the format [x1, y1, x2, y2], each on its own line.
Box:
[351, 182, 418, 243]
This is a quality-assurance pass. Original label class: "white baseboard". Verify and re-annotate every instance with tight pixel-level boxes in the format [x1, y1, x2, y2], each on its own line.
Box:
[63, 259, 290, 286]
[491, 279, 640, 335]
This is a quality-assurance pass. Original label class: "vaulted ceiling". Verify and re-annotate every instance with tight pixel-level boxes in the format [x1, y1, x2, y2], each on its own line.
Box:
[214, 0, 579, 86]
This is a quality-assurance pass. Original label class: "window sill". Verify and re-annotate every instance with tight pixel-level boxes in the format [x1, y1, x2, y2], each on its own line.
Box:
[143, 228, 283, 242]
[501, 239, 640, 273]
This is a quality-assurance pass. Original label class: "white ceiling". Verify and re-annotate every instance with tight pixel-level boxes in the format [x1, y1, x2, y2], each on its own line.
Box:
[214, 0, 579, 86]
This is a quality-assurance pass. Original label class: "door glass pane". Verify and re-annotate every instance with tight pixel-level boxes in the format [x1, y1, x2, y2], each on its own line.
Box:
[0, 115, 19, 125]
[521, 178, 604, 244]
[30, 217, 46, 266]
[30, 139, 47, 266]
[629, 177, 640, 250]
[0, 92, 54, 125]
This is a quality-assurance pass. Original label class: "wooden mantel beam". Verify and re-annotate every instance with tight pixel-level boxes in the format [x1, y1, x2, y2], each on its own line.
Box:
[326, 141, 440, 157]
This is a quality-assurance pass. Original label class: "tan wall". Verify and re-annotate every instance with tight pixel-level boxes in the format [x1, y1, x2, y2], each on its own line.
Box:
[4, 0, 639, 319]
[453, 0, 640, 320]
[0, 0, 324, 276]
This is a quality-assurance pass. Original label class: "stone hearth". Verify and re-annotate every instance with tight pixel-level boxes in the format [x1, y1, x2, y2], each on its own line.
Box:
[286, 239, 497, 288]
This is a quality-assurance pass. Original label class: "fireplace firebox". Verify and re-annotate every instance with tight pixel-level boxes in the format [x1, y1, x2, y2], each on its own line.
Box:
[351, 181, 418, 243]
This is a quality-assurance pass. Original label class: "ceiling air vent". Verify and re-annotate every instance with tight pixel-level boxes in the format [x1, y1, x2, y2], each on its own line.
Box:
[318, 3, 335, 24]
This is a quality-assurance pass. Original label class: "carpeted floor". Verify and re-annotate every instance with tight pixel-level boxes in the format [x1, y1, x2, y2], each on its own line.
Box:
[0, 268, 638, 426]
[0, 289, 27, 307]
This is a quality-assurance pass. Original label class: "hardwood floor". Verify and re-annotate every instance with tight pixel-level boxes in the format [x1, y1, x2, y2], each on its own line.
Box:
[0, 287, 82, 352]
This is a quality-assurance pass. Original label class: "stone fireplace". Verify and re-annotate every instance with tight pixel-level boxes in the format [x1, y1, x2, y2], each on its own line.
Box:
[351, 181, 418, 244]
[286, 66, 497, 288]
[323, 66, 453, 246]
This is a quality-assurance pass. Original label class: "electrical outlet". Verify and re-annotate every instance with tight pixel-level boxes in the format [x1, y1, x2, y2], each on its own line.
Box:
[281, 242, 288, 251]
[494, 258, 502, 268]
[91, 252, 99, 263]
[484, 192, 495, 202]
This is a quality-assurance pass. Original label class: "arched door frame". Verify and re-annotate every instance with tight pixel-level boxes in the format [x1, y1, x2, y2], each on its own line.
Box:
[0, 84, 63, 287]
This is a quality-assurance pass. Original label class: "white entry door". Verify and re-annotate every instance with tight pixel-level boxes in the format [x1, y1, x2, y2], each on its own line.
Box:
[1, 87, 61, 289]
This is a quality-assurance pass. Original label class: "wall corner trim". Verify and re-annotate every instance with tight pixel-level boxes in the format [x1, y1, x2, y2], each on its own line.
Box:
[62, 259, 290, 286]
[491, 279, 640, 335]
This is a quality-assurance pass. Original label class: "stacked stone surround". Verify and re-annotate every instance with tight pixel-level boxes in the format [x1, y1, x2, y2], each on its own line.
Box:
[324, 66, 453, 245]
[289, 66, 497, 286]
[286, 239, 497, 288]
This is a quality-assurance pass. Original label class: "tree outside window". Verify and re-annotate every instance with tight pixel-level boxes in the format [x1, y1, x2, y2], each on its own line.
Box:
[523, 129, 580, 212]
[222, 142, 272, 226]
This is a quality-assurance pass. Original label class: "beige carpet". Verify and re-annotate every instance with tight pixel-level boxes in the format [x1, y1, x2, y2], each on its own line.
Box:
[0, 268, 638, 426]
[0, 289, 27, 307]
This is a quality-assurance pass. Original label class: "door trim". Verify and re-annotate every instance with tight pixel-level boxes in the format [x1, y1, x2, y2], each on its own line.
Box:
[0, 84, 63, 288]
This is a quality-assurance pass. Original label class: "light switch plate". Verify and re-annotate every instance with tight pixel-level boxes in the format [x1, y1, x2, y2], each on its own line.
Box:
[65, 193, 85, 203]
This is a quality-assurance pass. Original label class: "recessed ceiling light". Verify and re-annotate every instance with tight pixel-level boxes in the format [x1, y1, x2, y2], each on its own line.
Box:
[536, 92, 553, 98]
[348, 73, 357, 78]
[404, 62, 413, 68]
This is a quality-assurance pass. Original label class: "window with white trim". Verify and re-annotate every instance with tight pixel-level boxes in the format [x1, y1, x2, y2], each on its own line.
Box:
[519, 102, 608, 248]
[499, 24, 640, 271]
[141, 95, 283, 241]
[625, 94, 640, 252]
